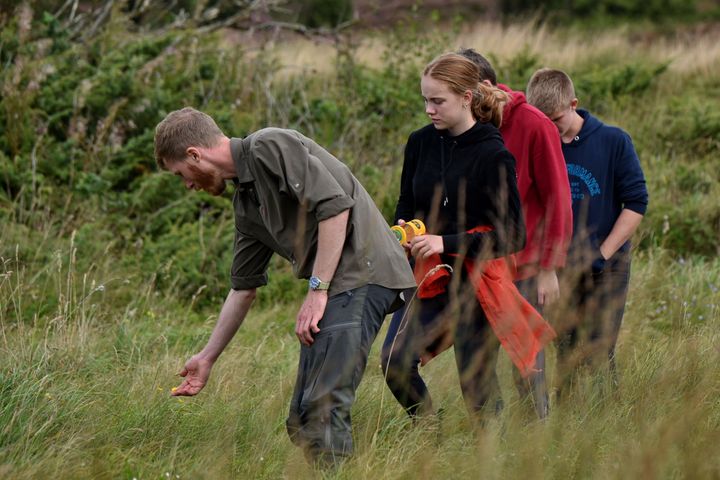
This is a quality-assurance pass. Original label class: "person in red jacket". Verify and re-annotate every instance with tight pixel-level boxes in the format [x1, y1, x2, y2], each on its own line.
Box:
[458, 49, 573, 419]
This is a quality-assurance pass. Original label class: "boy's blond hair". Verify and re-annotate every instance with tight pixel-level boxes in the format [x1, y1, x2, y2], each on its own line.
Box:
[154, 107, 225, 170]
[526, 68, 576, 116]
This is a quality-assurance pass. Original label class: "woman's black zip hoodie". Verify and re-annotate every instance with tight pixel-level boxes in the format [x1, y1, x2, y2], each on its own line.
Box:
[395, 121, 526, 260]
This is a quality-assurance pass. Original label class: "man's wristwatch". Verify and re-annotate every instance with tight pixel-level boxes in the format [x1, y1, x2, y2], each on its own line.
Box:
[308, 276, 330, 291]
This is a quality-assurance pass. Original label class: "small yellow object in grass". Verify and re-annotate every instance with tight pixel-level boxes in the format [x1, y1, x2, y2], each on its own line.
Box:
[171, 387, 178, 392]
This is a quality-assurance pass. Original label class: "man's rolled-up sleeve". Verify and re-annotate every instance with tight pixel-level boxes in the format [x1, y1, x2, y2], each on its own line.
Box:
[230, 229, 274, 290]
[252, 130, 355, 222]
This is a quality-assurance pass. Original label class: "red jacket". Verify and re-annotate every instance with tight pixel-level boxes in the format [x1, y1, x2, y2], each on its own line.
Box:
[498, 84, 573, 279]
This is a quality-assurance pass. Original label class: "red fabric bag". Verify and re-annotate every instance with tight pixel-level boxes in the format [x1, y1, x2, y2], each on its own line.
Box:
[413, 227, 556, 378]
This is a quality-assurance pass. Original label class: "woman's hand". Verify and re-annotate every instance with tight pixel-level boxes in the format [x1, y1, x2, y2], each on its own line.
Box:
[410, 234, 444, 259]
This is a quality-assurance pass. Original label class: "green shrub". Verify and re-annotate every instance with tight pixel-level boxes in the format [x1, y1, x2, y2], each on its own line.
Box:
[573, 61, 669, 113]
[492, 48, 542, 92]
[297, 0, 353, 28]
[661, 99, 720, 156]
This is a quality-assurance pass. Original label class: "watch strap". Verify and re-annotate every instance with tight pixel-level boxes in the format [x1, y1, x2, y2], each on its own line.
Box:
[309, 276, 330, 291]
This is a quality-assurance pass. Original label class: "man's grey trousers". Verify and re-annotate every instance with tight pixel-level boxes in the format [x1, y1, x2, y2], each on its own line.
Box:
[286, 284, 400, 466]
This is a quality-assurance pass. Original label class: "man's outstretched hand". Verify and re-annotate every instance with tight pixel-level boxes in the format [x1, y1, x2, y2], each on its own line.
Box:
[172, 355, 214, 396]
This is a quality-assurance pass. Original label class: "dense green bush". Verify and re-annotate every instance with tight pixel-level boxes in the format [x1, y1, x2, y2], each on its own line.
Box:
[1, 6, 718, 314]
[491, 48, 542, 92]
[297, 0, 353, 28]
[573, 61, 669, 113]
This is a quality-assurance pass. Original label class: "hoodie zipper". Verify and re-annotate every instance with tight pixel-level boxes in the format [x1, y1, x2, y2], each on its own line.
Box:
[440, 136, 458, 208]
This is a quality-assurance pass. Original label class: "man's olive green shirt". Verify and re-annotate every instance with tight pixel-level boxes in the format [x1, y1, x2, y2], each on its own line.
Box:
[229, 128, 415, 297]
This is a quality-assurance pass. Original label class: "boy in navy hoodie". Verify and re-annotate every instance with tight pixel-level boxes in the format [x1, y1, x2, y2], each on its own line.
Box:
[526, 68, 648, 391]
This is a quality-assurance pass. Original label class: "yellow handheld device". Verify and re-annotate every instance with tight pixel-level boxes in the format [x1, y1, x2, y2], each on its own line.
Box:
[391, 219, 426, 244]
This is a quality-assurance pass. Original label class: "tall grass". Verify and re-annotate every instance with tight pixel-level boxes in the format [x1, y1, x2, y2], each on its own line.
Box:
[2, 237, 719, 478]
[1, 9, 719, 479]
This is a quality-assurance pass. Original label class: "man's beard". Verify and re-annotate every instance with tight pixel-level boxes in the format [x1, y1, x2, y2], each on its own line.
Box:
[188, 162, 226, 196]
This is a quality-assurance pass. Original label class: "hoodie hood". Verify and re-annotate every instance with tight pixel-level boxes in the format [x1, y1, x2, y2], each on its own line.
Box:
[498, 83, 525, 126]
[567, 109, 604, 147]
[434, 118, 503, 147]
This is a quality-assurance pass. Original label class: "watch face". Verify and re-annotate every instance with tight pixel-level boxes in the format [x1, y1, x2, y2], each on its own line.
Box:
[309, 276, 328, 290]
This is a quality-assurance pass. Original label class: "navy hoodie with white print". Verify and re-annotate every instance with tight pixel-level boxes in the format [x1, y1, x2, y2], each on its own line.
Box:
[562, 109, 648, 266]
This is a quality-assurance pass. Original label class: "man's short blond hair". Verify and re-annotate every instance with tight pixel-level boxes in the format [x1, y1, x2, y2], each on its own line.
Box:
[526, 68, 576, 116]
[154, 107, 225, 170]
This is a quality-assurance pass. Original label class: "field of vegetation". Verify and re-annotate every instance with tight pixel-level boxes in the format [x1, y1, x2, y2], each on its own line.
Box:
[1, 2, 719, 478]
